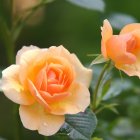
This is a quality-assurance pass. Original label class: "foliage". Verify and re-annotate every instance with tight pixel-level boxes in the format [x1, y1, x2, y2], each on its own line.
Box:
[61, 109, 97, 140]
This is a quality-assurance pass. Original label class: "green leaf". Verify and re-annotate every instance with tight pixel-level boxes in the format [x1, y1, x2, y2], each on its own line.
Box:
[108, 13, 137, 29]
[90, 66, 112, 105]
[100, 79, 111, 99]
[108, 106, 119, 114]
[91, 66, 111, 88]
[61, 109, 97, 140]
[95, 103, 118, 114]
[102, 79, 133, 100]
[90, 54, 108, 66]
[91, 66, 133, 102]
[66, 0, 105, 12]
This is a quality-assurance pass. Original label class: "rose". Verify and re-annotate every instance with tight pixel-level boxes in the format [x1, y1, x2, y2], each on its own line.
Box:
[1, 45, 92, 136]
[101, 19, 140, 77]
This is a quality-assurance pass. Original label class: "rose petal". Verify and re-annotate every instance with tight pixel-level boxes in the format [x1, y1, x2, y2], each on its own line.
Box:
[28, 79, 51, 111]
[35, 66, 48, 91]
[17, 46, 41, 86]
[107, 35, 136, 65]
[39, 91, 71, 103]
[16, 45, 39, 64]
[1, 65, 34, 105]
[120, 24, 140, 55]
[101, 19, 113, 58]
[19, 104, 40, 130]
[48, 46, 92, 87]
[19, 104, 65, 136]
[120, 23, 140, 35]
[49, 82, 90, 115]
[38, 112, 65, 136]
[129, 30, 140, 55]
[116, 56, 140, 78]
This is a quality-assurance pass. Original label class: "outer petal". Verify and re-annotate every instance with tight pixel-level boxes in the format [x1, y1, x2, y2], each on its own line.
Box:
[38, 112, 64, 136]
[19, 104, 65, 136]
[1, 65, 34, 105]
[101, 19, 113, 58]
[116, 56, 140, 78]
[68, 54, 92, 87]
[16, 45, 39, 64]
[19, 104, 40, 130]
[49, 82, 90, 115]
[120, 23, 140, 35]
[48, 46, 92, 87]
[107, 35, 136, 65]
[16, 46, 42, 86]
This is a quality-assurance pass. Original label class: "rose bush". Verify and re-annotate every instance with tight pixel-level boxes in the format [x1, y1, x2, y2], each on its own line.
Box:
[1, 45, 92, 136]
[101, 19, 140, 77]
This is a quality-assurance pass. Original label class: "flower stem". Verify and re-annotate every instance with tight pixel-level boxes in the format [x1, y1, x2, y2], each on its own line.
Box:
[0, 18, 15, 64]
[92, 61, 111, 111]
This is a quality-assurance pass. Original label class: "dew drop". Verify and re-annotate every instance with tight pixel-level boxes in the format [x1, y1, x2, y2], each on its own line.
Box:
[43, 122, 47, 126]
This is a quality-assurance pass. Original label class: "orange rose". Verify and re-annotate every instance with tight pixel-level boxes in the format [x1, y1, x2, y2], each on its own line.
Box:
[1, 45, 92, 136]
[101, 19, 140, 77]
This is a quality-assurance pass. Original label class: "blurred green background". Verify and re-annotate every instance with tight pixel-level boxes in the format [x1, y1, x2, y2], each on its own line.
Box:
[0, 0, 140, 140]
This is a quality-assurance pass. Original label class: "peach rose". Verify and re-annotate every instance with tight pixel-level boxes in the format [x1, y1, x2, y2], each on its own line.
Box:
[101, 19, 140, 77]
[1, 45, 92, 136]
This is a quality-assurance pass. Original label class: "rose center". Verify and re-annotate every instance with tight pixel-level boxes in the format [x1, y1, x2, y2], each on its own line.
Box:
[126, 35, 136, 53]
[34, 59, 74, 95]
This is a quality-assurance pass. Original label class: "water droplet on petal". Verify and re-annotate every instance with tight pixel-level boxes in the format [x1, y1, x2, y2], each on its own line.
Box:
[43, 122, 47, 126]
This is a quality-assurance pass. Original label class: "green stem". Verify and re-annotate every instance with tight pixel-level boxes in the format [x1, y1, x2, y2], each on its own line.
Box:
[92, 61, 111, 111]
[0, 18, 15, 64]
[94, 106, 105, 114]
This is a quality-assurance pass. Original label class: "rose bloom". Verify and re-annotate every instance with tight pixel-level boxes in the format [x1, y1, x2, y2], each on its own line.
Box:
[101, 19, 140, 77]
[1, 45, 92, 136]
